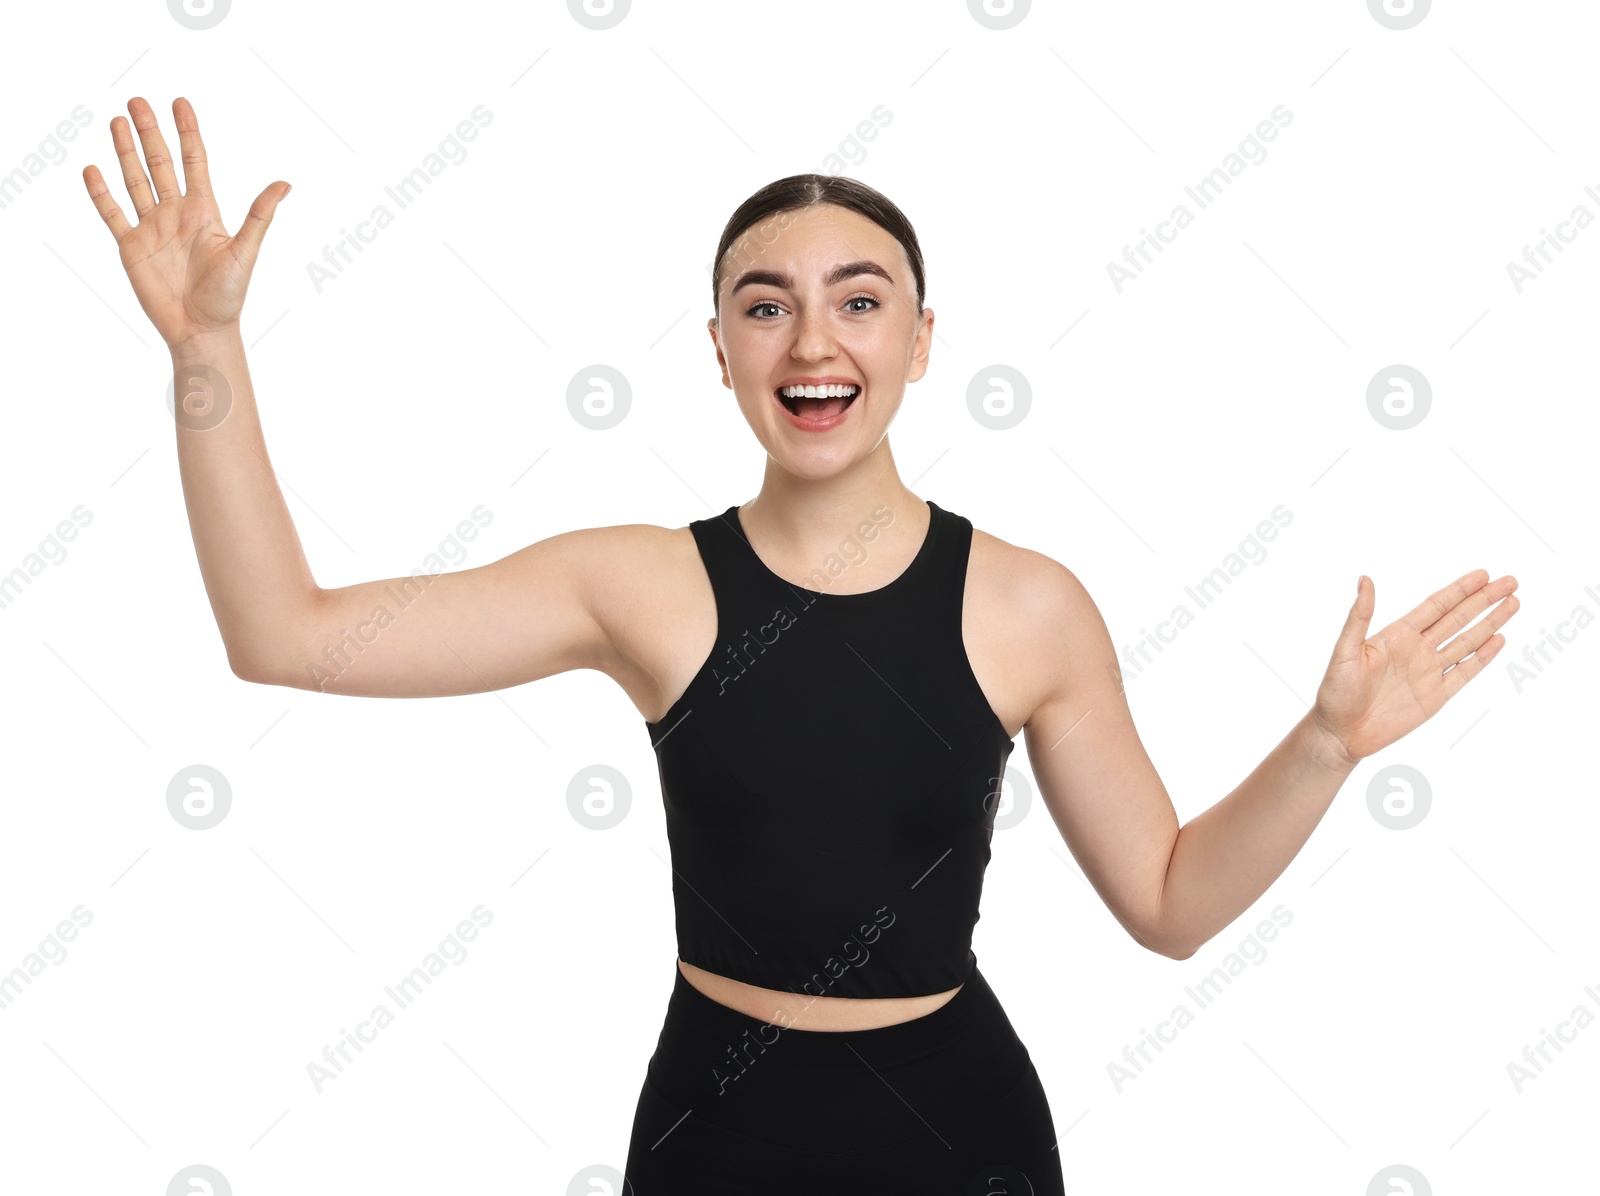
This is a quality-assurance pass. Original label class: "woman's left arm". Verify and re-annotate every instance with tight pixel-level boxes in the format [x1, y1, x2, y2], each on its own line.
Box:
[1022, 565, 1519, 960]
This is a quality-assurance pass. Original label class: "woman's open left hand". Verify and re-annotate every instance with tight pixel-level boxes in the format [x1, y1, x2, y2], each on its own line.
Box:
[1309, 570, 1520, 767]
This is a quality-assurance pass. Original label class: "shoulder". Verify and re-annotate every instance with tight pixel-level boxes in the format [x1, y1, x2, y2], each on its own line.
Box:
[578, 518, 714, 626]
[510, 520, 693, 584]
[550, 519, 702, 608]
[966, 523, 1118, 715]
[544, 518, 699, 562]
[494, 520, 703, 648]
[968, 523, 1099, 624]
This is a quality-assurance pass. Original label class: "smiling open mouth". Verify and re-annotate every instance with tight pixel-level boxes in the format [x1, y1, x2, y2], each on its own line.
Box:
[776, 383, 860, 421]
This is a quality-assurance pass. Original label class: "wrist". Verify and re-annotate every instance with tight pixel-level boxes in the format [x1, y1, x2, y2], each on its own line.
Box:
[169, 325, 244, 363]
[1299, 709, 1359, 775]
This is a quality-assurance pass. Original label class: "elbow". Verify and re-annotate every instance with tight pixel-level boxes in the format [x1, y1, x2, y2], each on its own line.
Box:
[227, 622, 318, 688]
[230, 658, 269, 686]
[1143, 872, 1195, 960]
[1144, 938, 1197, 962]
[1131, 920, 1197, 961]
[228, 649, 282, 687]
[1145, 936, 1197, 962]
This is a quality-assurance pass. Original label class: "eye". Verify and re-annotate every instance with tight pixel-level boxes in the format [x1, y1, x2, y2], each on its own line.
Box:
[745, 293, 881, 320]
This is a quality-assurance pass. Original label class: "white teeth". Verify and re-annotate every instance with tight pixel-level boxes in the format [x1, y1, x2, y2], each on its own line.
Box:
[779, 384, 860, 398]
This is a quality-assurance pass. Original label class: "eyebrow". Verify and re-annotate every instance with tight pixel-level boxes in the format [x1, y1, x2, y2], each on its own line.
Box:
[729, 259, 895, 296]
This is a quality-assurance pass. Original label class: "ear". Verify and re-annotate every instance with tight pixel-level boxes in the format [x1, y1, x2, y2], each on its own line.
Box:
[907, 306, 934, 384]
[707, 317, 731, 388]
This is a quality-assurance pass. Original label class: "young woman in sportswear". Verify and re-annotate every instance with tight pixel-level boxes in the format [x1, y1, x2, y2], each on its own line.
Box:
[83, 96, 1520, 1194]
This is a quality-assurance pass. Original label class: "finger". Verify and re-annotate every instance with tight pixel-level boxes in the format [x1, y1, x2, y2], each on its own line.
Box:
[1421, 573, 1518, 648]
[128, 96, 181, 203]
[231, 180, 292, 267]
[1398, 568, 1490, 636]
[1329, 574, 1376, 664]
[82, 164, 134, 242]
[1442, 632, 1507, 700]
[110, 114, 155, 217]
[1439, 593, 1519, 669]
[172, 97, 213, 198]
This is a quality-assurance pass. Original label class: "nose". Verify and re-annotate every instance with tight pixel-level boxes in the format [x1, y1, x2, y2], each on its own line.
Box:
[790, 299, 838, 363]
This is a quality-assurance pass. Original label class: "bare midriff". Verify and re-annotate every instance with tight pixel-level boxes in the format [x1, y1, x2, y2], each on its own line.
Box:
[676, 958, 964, 1031]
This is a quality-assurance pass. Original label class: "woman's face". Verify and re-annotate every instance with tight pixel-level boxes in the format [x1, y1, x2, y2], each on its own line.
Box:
[708, 203, 934, 479]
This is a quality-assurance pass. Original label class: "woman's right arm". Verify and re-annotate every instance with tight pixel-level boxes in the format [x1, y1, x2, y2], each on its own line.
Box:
[162, 319, 635, 699]
[85, 97, 629, 698]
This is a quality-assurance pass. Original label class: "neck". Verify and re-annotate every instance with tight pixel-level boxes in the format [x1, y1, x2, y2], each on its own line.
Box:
[741, 440, 928, 577]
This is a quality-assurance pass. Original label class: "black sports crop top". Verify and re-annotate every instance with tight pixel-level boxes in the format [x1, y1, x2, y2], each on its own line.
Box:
[644, 499, 1016, 999]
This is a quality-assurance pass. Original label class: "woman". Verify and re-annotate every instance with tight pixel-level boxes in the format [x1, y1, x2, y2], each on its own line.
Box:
[83, 97, 1519, 1193]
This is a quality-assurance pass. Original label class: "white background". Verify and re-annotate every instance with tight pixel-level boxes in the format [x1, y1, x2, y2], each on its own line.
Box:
[1, 0, 1593, 1192]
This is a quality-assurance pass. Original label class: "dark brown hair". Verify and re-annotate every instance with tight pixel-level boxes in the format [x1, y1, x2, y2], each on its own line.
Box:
[710, 174, 926, 319]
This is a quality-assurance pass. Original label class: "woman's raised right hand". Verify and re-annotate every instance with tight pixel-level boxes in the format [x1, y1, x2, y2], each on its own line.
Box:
[82, 96, 291, 348]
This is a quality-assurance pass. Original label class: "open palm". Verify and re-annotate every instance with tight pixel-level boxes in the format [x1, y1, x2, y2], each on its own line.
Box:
[1310, 569, 1520, 765]
[82, 96, 290, 346]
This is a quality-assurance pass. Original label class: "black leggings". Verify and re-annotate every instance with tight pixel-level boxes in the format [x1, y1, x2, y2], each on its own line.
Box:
[623, 958, 1065, 1194]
